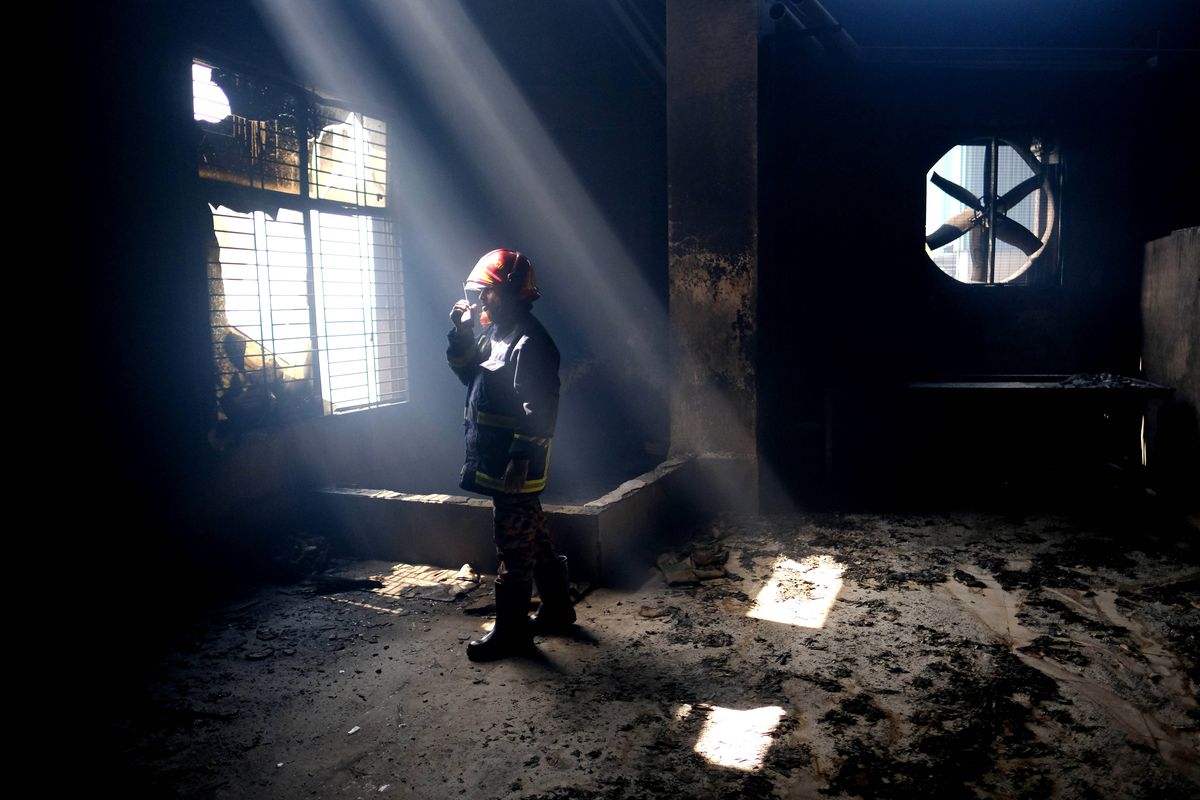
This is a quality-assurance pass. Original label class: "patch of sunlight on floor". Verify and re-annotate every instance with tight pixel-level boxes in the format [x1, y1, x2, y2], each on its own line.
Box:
[676, 703, 786, 771]
[400, 493, 461, 503]
[374, 563, 480, 600]
[747, 554, 844, 628]
[326, 562, 483, 615]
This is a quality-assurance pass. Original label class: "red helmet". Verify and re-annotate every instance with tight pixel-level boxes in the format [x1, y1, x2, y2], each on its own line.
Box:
[465, 249, 541, 302]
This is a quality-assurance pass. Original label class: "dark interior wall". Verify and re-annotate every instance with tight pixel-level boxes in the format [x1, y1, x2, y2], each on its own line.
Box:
[757, 11, 1200, 507]
[77, 1, 666, 605]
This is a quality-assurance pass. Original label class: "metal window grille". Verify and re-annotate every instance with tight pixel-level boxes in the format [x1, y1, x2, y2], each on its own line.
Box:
[209, 206, 321, 424]
[310, 102, 389, 209]
[195, 59, 407, 428]
[311, 210, 407, 411]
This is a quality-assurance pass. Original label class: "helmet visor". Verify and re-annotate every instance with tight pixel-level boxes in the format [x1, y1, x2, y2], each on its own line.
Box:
[463, 284, 483, 309]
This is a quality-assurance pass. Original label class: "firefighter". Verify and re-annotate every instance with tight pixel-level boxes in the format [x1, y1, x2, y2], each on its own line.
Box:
[448, 249, 576, 661]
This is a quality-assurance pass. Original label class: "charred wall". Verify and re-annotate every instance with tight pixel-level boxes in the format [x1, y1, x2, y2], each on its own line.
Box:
[666, 0, 759, 468]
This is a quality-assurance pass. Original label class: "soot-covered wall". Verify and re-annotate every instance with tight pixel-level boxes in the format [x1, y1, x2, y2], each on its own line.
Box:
[757, 17, 1199, 507]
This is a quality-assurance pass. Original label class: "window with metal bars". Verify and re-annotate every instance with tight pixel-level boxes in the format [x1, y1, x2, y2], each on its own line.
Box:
[194, 59, 407, 430]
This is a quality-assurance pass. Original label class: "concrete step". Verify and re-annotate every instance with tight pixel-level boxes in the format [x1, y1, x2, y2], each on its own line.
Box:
[313, 455, 754, 587]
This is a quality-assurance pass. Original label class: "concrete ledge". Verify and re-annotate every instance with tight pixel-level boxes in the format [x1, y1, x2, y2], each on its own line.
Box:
[585, 454, 755, 586]
[315, 454, 756, 586]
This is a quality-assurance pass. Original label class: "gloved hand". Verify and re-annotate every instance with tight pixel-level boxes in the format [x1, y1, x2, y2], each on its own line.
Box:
[503, 459, 529, 493]
[450, 300, 475, 332]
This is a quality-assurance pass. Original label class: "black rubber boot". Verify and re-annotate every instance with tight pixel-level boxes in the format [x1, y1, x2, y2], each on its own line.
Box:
[467, 577, 534, 662]
[530, 555, 576, 635]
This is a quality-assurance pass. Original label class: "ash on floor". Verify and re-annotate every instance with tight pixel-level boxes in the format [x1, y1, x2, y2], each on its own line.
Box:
[113, 511, 1199, 799]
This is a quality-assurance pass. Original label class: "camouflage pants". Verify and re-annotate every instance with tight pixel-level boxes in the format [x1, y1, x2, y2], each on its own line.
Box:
[493, 494, 556, 583]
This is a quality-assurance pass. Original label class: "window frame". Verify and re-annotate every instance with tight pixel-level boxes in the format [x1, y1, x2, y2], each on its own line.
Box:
[192, 54, 408, 431]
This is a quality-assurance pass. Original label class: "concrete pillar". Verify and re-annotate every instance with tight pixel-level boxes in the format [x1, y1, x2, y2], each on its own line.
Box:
[667, 0, 759, 489]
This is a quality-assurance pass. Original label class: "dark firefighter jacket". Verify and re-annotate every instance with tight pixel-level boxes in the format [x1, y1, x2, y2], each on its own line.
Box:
[447, 312, 560, 496]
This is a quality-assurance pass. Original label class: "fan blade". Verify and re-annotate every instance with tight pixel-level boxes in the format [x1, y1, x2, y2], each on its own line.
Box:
[995, 216, 1044, 256]
[997, 174, 1042, 213]
[925, 209, 979, 250]
[930, 172, 982, 211]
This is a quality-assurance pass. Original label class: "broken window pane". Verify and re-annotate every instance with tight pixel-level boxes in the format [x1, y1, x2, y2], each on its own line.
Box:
[310, 101, 388, 208]
[193, 61, 302, 194]
[209, 205, 320, 426]
[207, 204, 407, 427]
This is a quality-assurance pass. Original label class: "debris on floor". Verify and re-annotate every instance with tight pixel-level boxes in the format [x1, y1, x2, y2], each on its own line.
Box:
[463, 591, 497, 616]
[270, 533, 331, 582]
[1061, 372, 1151, 389]
[304, 575, 385, 595]
[657, 540, 731, 585]
[114, 511, 1200, 799]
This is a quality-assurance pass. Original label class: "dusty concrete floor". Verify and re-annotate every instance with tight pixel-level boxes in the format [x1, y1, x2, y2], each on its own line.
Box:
[114, 511, 1199, 799]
